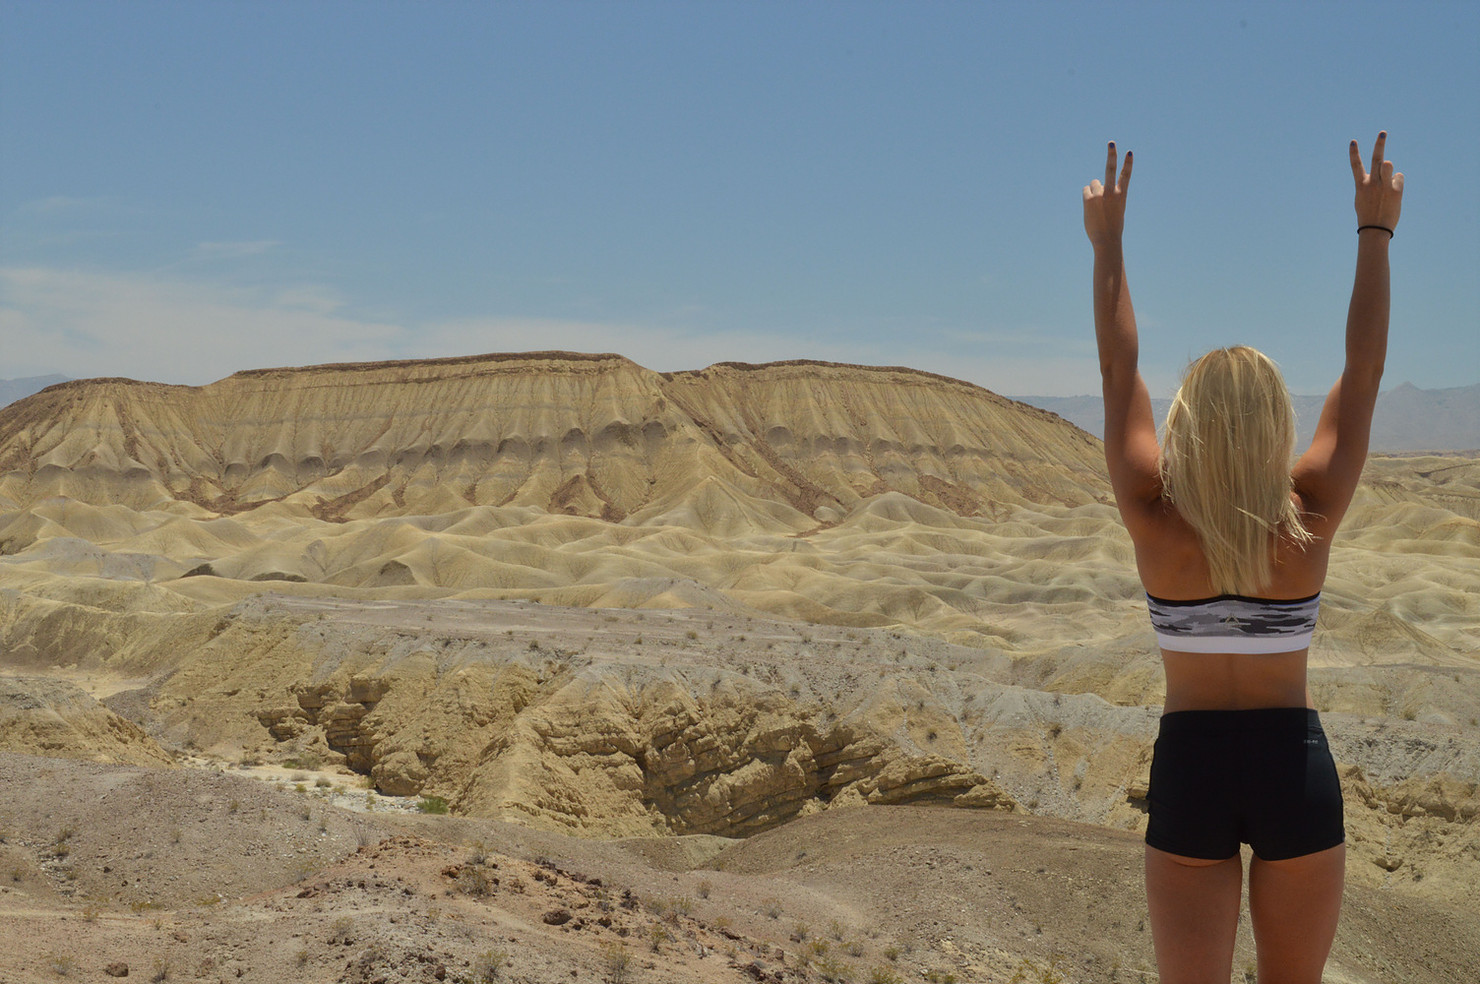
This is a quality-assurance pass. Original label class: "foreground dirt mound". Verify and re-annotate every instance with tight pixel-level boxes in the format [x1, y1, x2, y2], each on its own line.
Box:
[0, 675, 173, 766]
[0, 754, 1473, 984]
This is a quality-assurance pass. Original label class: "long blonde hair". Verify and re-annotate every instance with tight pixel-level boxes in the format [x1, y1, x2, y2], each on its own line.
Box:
[1160, 346, 1312, 595]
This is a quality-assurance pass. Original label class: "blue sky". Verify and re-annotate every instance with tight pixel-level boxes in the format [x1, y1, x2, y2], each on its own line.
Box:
[2, 1, 1476, 397]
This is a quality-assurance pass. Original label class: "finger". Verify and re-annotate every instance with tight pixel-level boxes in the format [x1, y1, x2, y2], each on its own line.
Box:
[1380, 159, 1394, 184]
[1392, 171, 1404, 193]
[1119, 150, 1133, 193]
[1105, 142, 1117, 189]
[1370, 131, 1387, 178]
[1083, 185, 1093, 203]
[1088, 179, 1104, 196]
[1349, 140, 1365, 182]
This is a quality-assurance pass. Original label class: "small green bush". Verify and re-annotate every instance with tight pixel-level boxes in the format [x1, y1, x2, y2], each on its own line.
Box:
[416, 795, 450, 814]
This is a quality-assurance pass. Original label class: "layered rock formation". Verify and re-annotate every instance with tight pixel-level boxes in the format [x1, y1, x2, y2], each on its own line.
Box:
[0, 353, 1105, 521]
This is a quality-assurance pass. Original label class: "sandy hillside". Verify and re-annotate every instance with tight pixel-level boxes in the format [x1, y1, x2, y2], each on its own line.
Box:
[1, 752, 1474, 984]
[0, 353, 1476, 981]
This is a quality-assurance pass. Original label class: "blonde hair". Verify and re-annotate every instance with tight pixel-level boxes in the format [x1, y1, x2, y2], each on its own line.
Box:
[1160, 346, 1312, 595]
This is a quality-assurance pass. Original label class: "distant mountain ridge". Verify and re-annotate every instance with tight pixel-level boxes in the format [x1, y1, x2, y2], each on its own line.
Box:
[0, 375, 69, 409]
[0, 352, 1107, 520]
[1013, 382, 1480, 453]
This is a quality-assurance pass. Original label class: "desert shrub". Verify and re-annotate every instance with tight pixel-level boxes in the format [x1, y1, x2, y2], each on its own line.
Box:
[286, 750, 322, 770]
[1007, 957, 1067, 984]
[647, 922, 671, 952]
[696, 877, 712, 899]
[813, 955, 851, 982]
[601, 941, 632, 984]
[416, 795, 450, 814]
[458, 865, 497, 898]
[868, 969, 905, 984]
[761, 897, 783, 918]
[46, 952, 76, 976]
[329, 916, 354, 944]
[473, 948, 508, 980]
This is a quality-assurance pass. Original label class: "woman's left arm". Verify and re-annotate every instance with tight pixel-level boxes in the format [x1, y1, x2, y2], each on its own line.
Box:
[1085, 143, 1162, 530]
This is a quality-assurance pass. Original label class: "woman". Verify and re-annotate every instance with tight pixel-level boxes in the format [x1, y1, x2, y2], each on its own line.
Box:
[1082, 133, 1403, 983]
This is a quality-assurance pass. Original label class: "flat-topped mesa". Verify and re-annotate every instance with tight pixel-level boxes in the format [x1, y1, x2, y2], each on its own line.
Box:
[0, 351, 1107, 521]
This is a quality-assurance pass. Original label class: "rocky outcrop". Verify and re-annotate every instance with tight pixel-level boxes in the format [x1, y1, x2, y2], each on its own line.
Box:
[259, 657, 1017, 838]
[0, 675, 174, 766]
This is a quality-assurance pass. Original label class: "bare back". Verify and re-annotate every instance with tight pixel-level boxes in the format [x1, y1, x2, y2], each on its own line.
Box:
[1129, 491, 1333, 711]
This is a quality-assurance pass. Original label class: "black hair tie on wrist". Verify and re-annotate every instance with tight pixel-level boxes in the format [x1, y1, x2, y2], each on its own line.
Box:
[1358, 224, 1394, 239]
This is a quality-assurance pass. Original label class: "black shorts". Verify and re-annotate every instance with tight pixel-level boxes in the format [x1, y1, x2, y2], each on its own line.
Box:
[1145, 707, 1345, 862]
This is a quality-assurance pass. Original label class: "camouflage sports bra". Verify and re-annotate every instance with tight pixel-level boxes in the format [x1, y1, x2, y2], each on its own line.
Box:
[1146, 592, 1320, 654]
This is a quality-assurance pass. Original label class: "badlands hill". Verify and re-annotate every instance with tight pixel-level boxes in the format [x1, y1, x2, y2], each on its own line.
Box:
[0, 351, 1103, 521]
[1, 351, 1477, 981]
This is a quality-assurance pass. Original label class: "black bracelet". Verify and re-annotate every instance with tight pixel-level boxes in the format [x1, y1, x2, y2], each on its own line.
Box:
[1358, 224, 1394, 239]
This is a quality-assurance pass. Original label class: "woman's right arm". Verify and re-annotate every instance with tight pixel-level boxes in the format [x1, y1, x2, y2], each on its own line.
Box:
[1085, 142, 1162, 535]
[1293, 133, 1405, 531]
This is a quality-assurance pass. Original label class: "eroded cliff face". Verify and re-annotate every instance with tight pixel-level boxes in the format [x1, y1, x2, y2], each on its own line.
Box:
[170, 597, 1018, 838]
[0, 353, 1106, 521]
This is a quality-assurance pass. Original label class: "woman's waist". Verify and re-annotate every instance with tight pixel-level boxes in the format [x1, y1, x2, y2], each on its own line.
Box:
[1160, 649, 1311, 712]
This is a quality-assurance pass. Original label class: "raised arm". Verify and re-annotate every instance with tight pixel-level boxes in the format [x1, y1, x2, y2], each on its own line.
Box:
[1293, 132, 1404, 532]
[1085, 142, 1162, 531]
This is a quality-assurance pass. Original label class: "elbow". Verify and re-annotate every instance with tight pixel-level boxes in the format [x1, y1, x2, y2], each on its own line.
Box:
[1100, 358, 1136, 388]
[1344, 357, 1385, 390]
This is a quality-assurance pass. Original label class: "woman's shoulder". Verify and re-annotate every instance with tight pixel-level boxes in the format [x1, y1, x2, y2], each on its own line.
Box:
[1132, 496, 1331, 598]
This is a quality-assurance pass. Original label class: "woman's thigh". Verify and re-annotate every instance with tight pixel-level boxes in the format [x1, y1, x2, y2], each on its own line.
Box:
[1144, 845, 1242, 984]
[1249, 844, 1345, 984]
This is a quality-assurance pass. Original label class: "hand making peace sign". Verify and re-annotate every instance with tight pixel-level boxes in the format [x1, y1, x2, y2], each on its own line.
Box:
[1351, 131, 1403, 235]
[1082, 141, 1132, 248]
